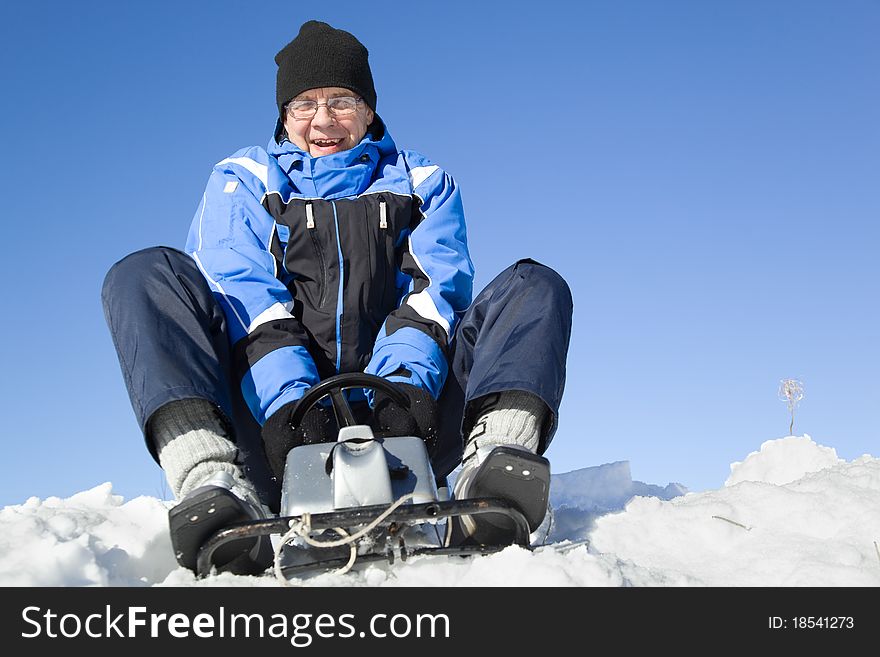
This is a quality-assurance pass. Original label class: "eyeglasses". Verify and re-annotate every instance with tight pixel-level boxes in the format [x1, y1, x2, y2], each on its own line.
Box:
[285, 96, 363, 120]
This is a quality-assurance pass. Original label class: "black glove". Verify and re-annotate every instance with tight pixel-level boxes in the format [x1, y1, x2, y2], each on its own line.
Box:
[261, 401, 334, 481]
[372, 383, 439, 454]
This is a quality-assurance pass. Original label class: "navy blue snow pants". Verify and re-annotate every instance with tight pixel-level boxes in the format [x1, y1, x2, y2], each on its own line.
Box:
[102, 247, 572, 509]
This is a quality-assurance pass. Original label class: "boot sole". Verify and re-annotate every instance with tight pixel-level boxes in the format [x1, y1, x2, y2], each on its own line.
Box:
[447, 446, 551, 547]
[168, 487, 269, 575]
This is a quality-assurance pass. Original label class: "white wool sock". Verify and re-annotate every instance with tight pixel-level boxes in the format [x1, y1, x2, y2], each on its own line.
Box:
[463, 391, 547, 463]
[150, 398, 255, 500]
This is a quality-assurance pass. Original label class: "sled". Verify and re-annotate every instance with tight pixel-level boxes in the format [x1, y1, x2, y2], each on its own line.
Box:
[193, 373, 551, 580]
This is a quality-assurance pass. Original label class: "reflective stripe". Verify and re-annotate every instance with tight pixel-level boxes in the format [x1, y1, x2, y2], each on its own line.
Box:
[408, 165, 439, 190]
[247, 301, 295, 334]
[405, 236, 451, 340]
[191, 252, 249, 334]
[406, 291, 450, 339]
[216, 157, 269, 188]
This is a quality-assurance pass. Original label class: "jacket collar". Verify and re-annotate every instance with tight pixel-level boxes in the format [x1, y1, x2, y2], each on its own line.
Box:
[268, 116, 395, 199]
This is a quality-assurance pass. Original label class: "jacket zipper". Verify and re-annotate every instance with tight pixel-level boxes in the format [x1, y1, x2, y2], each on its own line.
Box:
[375, 195, 389, 309]
[378, 195, 388, 229]
[331, 201, 345, 373]
[305, 201, 328, 308]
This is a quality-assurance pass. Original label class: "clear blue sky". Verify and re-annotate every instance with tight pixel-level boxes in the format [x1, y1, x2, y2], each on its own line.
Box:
[1, 0, 877, 506]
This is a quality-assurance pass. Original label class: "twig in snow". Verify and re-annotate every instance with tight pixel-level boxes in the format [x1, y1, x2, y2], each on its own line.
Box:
[778, 379, 805, 435]
[712, 515, 751, 531]
[874, 541, 880, 565]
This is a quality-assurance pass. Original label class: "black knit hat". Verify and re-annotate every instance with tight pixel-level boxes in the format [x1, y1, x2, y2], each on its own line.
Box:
[275, 21, 377, 117]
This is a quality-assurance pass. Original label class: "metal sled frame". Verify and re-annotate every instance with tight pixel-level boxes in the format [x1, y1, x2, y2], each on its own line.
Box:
[196, 497, 531, 578]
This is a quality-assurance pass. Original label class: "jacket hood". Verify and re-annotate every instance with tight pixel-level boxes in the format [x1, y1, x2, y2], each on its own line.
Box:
[268, 115, 397, 198]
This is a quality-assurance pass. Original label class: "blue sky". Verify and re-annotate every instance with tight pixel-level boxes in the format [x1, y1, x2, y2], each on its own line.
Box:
[1, 0, 877, 506]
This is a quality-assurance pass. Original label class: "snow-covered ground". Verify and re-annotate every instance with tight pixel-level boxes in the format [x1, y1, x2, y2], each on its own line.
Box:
[2, 435, 878, 587]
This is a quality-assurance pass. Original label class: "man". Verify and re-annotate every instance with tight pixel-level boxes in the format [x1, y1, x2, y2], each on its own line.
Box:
[102, 20, 573, 575]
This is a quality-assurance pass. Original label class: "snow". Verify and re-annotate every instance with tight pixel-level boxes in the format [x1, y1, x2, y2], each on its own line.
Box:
[2, 435, 878, 587]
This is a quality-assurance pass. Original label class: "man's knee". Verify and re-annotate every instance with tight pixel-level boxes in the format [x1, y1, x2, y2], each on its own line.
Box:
[102, 247, 190, 308]
[512, 259, 573, 310]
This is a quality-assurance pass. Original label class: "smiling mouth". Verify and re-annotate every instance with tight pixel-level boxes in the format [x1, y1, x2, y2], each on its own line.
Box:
[311, 138, 343, 148]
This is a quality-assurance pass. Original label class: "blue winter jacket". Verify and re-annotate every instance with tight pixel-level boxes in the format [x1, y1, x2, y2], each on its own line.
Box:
[185, 120, 474, 425]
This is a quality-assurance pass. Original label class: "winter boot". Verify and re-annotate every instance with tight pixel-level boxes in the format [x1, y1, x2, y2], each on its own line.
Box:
[446, 391, 552, 547]
[168, 471, 272, 575]
[150, 398, 272, 575]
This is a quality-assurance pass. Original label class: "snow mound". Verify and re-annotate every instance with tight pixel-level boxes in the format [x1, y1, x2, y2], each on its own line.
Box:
[725, 434, 843, 486]
[1, 437, 878, 587]
[548, 460, 686, 542]
[0, 483, 175, 586]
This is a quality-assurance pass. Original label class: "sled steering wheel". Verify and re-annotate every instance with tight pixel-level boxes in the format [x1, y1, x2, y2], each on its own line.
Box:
[288, 372, 410, 429]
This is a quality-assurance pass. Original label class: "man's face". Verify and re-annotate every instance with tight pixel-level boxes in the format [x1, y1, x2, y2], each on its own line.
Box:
[283, 87, 375, 157]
